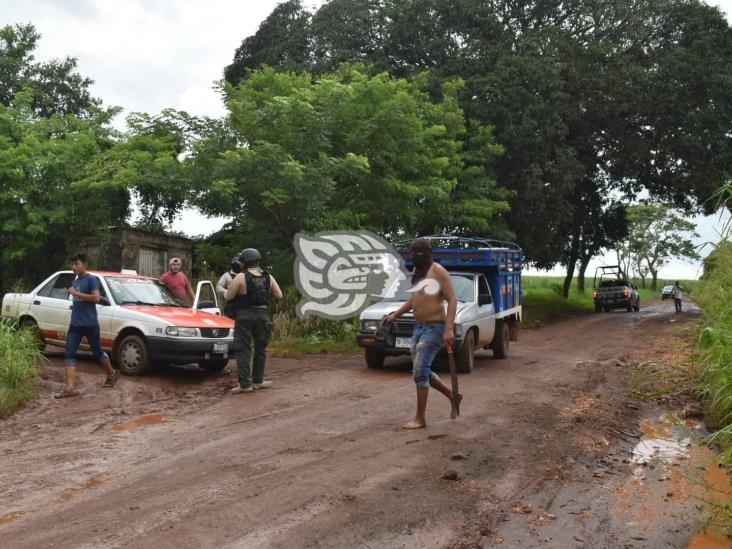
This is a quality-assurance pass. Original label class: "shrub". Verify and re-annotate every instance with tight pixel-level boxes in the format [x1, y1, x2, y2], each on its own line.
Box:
[0, 320, 43, 416]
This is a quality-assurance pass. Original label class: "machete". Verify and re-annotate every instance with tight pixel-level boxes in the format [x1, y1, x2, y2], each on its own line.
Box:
[447, 341, 460, 419]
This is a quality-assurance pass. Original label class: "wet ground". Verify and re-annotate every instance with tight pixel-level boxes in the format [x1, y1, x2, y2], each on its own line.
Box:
[0, 301, 730, 548]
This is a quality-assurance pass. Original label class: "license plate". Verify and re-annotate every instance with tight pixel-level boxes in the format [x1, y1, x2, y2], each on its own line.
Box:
[395, 337, 411, 349]
[212, 342, 228, 354]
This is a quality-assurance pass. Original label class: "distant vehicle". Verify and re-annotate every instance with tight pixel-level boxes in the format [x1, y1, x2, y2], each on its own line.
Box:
[592, 265, 640, 313]
[1, 270, 234, 375]
[661, 285, 675, 300]
[357, 235, 523, 373]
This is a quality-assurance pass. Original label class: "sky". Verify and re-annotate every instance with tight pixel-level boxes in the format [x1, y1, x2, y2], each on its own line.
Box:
[1, 0, 730, 279]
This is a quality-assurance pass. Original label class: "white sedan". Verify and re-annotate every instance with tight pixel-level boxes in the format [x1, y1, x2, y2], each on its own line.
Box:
[1, 270, 235, 375]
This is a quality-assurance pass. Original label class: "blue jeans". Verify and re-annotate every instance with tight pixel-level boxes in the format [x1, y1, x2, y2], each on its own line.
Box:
[410, 322, 445, 389]
[65, 325, 108, 367]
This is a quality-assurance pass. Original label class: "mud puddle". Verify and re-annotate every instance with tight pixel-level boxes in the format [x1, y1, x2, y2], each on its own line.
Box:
[613, 413, 732, 548]
[110, 412, 167, 431]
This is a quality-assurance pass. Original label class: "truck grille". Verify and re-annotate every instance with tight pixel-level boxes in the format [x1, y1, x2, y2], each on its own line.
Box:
[392, 320, 415, 337]
[200, 328, 230, 338]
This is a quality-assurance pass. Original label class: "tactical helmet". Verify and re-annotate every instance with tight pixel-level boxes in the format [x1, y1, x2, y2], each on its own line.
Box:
[239, 248, 262, 267]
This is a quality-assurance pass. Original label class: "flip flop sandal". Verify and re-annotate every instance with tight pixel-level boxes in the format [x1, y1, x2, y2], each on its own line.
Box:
[103, 370, 121, 388]
[55, 389, 80, 399]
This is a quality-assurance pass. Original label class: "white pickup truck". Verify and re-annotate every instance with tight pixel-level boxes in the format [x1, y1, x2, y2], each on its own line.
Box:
[1, 270, 234, 375]
[356, 236, 523, 373]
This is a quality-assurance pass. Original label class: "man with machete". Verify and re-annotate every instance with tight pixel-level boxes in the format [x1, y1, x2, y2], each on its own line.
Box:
[385, 238, 462, 429]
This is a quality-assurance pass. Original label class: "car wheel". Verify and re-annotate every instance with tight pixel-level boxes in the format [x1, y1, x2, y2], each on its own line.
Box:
[20, 317, 44, 350]
[365, 348, 385, 369]
[492, 321, 509, 359]
[455, 329, 475, 373]
[114, 334, 150, 375]
[200, 359, 229, 372]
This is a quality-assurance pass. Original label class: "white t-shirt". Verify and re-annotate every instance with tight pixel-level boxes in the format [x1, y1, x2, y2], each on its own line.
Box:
[672, 286, 683, 299]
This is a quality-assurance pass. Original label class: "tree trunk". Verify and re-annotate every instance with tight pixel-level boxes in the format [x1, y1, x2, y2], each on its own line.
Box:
[650, 268, 658, 290]
[639, 274, 646, 288]
[577, 255, 591, 292]
[562, 260, 576, 298]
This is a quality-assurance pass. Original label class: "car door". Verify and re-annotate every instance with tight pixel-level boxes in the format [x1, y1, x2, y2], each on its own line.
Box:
[476, 275, 495, 346]
[193, 281, 222, 315]
[31, 272, 76, 345]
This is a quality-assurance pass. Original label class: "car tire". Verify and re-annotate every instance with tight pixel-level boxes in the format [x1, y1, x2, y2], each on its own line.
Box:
[492, 321, 509, 359]
[365, 348, 385, 369]
[20, 317, 44, 350]
[114, 334, 150, 375]
[455, 329, 475, 373]
[200, 359, 229, 372]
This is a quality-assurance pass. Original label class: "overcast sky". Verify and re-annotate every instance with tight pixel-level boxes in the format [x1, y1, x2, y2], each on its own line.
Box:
[2, 0, 730, 279]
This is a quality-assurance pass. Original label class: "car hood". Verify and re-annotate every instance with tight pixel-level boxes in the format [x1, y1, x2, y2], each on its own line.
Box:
[360, 301, 470, 320]
[121, 306, 234, 328]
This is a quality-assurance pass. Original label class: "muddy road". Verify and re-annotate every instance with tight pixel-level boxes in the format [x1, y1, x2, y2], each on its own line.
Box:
[0, 302, 724, 548]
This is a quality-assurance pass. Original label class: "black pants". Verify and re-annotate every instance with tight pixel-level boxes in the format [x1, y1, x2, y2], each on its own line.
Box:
[234, 308, 271, 388]
[674, 298, 682, 313]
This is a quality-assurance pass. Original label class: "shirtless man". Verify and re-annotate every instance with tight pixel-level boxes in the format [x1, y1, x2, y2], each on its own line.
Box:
[386, 238, 461, 429]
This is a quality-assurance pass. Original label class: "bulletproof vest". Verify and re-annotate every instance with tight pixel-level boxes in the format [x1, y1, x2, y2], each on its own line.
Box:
[234, 270, 270, 309]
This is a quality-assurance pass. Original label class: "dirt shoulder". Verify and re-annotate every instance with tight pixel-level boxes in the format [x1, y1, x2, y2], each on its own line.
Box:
[0, 302, 721, 548]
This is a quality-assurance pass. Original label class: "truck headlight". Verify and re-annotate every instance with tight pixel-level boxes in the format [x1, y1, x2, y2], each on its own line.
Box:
[361, 319, 379, 332]
[165, 326, 197, 337]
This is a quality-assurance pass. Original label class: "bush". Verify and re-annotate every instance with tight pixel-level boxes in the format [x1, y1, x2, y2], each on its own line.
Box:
[694, 242, 732, 464]
[0, 320, 43, 417]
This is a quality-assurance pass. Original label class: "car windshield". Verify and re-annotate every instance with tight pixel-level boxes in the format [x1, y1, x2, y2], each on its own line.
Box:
[105, 276, 184, 307]
[384, 273, 475, 302]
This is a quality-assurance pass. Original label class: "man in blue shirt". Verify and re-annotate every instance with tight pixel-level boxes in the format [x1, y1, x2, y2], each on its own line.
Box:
[56, 253, 120, 398]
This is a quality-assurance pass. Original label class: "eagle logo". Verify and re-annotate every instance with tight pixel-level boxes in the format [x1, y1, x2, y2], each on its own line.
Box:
[294, 231, 409, 320]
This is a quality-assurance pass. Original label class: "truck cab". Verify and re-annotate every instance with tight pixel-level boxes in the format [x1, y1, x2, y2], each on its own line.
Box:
[592, 265, 640, 313]
[356, 235, 523, 373]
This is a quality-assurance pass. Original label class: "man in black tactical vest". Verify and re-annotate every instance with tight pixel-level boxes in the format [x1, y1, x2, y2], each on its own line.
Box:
[225, 248, 283, 394]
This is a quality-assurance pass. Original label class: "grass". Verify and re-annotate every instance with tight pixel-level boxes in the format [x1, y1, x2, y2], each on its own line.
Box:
[0, 320, 43, 417]
[693, 242, 732, 467]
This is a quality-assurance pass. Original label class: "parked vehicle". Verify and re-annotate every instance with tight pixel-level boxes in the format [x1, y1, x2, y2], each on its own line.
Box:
[661, 285, 675, 300]
[592, 266, 640, 312]
[356, 235, 523, 373]
[1, 270, 234, 375]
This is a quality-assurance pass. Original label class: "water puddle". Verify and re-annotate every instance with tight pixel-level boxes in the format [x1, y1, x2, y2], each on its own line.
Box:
[110, 412, 167, 431]
[57, 475, 104, 502]
[0, 511, 25, 525]
[611, 413, 732, 547]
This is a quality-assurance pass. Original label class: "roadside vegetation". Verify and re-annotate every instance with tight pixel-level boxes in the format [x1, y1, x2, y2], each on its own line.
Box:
[0, 321, 43, 417]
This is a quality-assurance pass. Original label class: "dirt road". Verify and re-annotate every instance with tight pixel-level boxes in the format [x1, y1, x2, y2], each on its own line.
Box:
[0, 302, 721, 548]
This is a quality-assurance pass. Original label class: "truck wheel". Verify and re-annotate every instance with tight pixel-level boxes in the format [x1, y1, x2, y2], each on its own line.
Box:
[20, 318, 44, 350]
[634, 300, 640, 312]
[626, 304, 633, 312]
[492, 321, 509, 359]
[200, 359, 229, 372]
[114, 334, 150, 375]
[455, 330, 475, 373]
[365, 348, 385, 369]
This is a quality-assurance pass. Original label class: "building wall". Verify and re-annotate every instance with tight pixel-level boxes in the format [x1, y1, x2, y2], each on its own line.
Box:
[75, 228, 193, 278]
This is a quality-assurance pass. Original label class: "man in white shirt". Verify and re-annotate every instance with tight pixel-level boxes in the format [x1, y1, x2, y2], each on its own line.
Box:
[672, 281, 685, 313]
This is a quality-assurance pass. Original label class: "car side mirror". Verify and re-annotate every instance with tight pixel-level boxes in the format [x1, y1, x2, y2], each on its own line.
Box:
[479, 293, 492, 306]
[99, 296, 111, 306]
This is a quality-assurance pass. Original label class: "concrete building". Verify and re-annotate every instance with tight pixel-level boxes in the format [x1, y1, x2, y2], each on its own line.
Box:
[77, 227, 194, 278]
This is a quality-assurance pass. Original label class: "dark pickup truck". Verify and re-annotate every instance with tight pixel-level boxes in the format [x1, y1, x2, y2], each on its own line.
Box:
[592, 266, 640, 313]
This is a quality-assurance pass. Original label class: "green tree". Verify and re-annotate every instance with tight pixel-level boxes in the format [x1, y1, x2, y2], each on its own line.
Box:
[624, 203, 700, 290]
[193, 66, 509, 282]
[0, 23, 99, 116]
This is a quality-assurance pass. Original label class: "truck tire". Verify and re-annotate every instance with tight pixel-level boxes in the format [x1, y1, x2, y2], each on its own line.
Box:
[634, 300, 640, 312]
[626, 303, 633, 312]
[455, 329, 475, 373]
[114, 334, 150, 375]
[199, 359, 229, 372]
[365, 348, 385, 369]
[492, 321, 509, 359]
